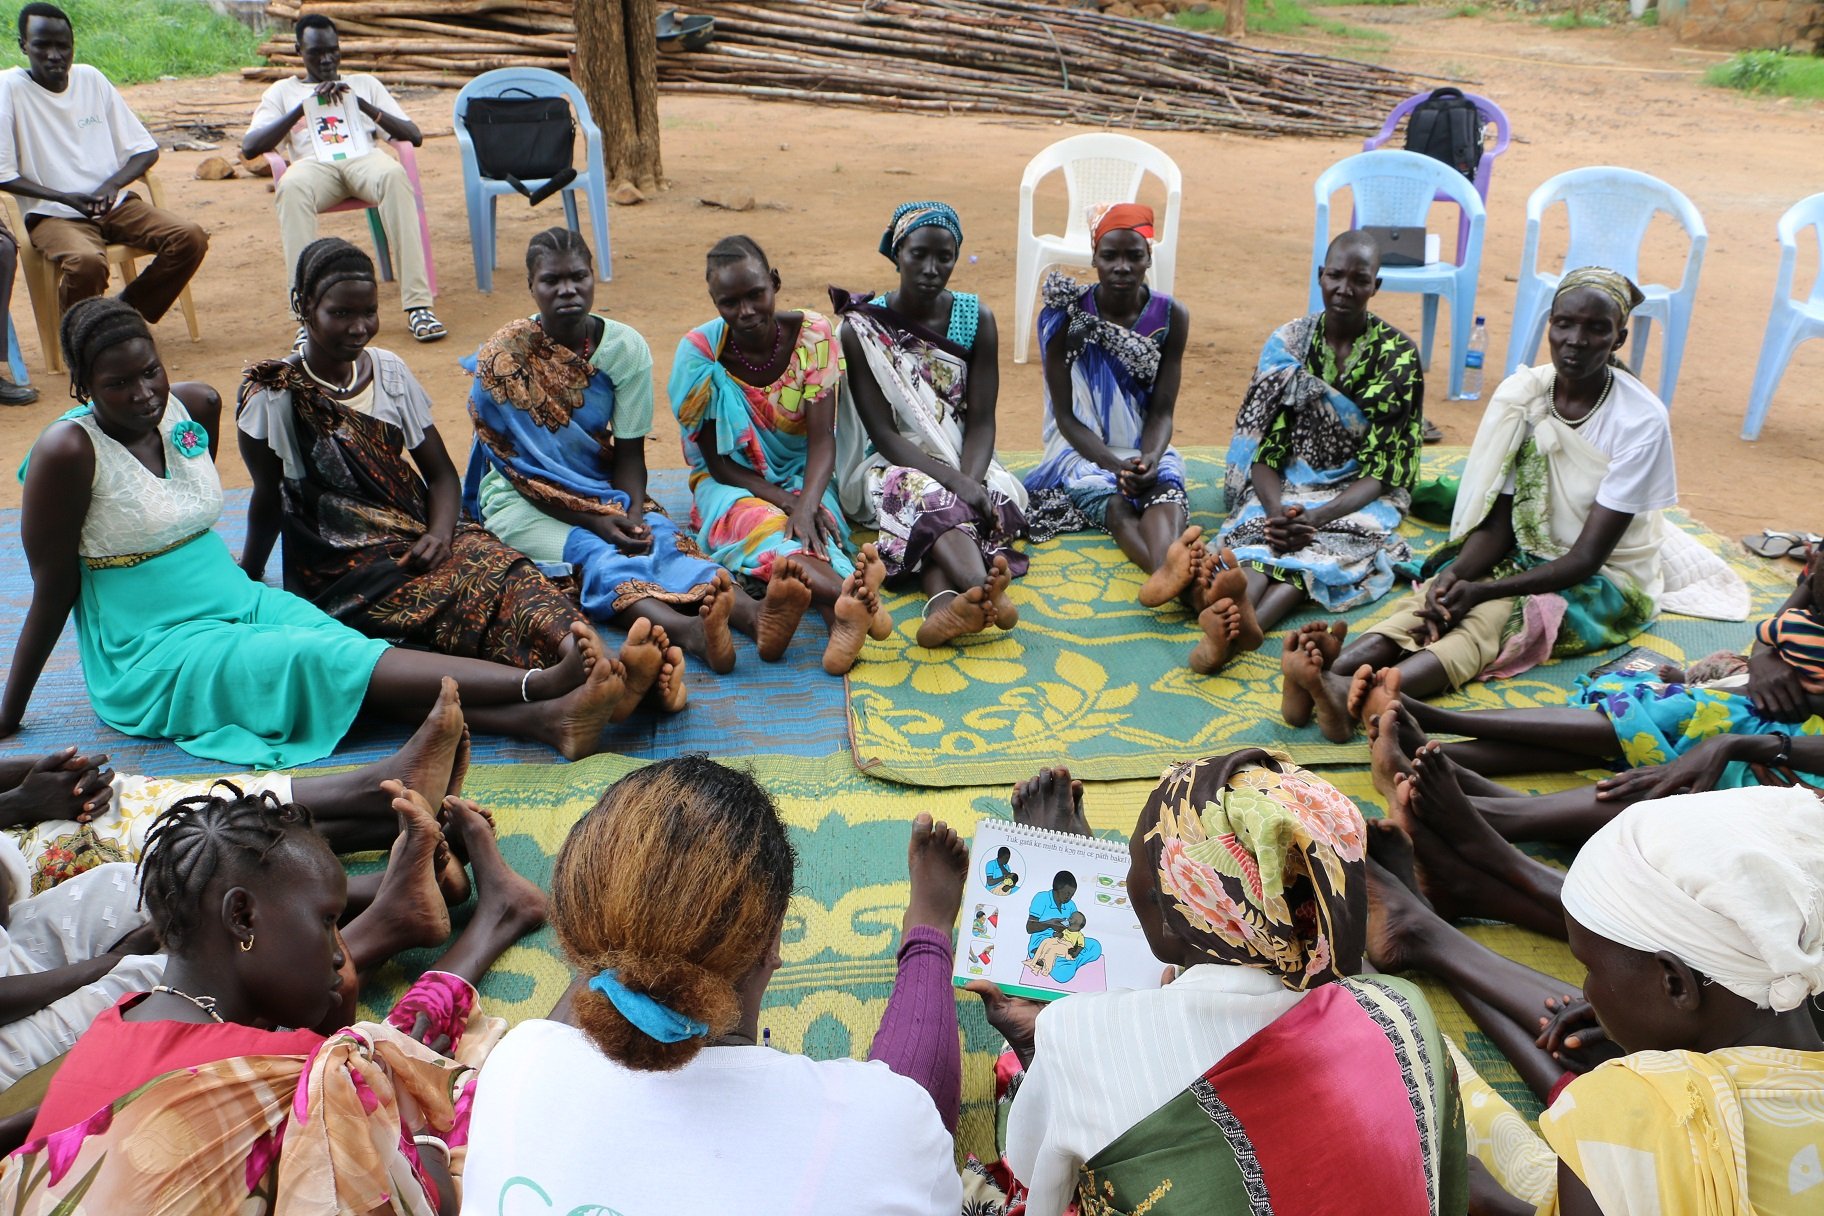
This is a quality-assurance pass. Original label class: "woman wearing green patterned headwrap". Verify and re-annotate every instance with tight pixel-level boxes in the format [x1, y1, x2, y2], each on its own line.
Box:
[974, 753, 1464, 1216]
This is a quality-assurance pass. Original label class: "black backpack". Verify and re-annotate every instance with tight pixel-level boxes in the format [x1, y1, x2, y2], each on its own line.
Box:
[1402, 87, 1485, 181]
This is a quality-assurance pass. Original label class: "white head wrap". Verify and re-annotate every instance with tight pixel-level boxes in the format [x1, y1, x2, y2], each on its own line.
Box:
[1561, 786, 1824, 1013]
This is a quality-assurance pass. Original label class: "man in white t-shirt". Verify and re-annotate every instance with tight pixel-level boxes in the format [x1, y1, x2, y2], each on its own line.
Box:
[243, 15, 445, 343]
[0, 4, 207, 328]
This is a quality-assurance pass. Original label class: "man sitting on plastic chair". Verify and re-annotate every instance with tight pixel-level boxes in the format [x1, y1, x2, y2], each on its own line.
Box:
[242, 14, 445, 344]
[0, 4, 207, 359]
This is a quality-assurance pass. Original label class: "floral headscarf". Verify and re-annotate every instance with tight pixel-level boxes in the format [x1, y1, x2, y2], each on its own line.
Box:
[1142, 753, 1366, 989]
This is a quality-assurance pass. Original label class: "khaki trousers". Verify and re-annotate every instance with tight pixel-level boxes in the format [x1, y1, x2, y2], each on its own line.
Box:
[275, 150, 430, 311]
[1364, 582, 1518, 690]
[27, 194, 208, 323]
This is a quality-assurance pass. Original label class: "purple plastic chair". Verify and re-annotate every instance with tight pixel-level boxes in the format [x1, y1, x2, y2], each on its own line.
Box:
[1362, 91, 1511, 266]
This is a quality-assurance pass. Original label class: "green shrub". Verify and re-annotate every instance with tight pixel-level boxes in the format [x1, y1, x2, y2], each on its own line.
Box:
[0, 0, 262, 85]
[1706, 50, 1824, 99]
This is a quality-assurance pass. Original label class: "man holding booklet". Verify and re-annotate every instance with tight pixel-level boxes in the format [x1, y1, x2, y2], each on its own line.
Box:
[243, 13, 445, 343]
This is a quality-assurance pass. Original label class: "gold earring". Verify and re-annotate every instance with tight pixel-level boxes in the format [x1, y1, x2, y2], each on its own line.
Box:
[240, 936, 254, 953]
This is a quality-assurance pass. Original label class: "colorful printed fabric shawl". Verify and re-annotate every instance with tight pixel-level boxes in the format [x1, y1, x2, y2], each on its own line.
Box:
[667, 312, 854, 578]
[461, 318, 720, 614]
[1579, 668, 1824, 786]
[1075, 977, 1466, 1216]
[1023, 271, 1185, 508]
[1217, 314, 1421, 612]
[0, 973, 501, 1215]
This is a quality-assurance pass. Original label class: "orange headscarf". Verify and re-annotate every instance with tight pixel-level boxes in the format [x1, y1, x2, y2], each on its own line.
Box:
[1092, 203, 1155, 247]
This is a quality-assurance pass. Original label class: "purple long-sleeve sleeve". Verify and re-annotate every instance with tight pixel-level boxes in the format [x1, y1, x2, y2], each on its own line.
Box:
[867, 924, 962, 1133]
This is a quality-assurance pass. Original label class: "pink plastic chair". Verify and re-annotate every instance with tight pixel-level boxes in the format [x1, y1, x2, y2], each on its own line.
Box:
[1362, 91, 1511, 266]
[263, 140, 438, 296]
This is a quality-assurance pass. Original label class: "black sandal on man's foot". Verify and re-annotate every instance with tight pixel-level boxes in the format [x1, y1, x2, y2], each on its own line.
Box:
[407, 307, 448, 343]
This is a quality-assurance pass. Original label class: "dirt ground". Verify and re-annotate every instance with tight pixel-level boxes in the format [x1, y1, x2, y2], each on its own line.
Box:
[1, 8, 1817, 544]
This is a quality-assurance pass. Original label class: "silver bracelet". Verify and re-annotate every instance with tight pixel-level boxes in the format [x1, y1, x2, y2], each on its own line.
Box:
[412, 1133, 450, 1165]
[520, 667, 538, 702]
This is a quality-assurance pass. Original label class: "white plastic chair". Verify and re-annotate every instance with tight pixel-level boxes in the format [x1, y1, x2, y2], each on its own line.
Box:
[1742, 192, 1824, 441]
[1503, 167, 1707, 407]
[1309, 150, 1487, 400]
[1012, 134, 1182, 364]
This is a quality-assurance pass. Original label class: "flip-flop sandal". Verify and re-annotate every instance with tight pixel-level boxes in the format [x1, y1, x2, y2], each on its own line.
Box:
[1741, 529, 1823, 559]
[407, 308, 448, 343]
[1421, 419, 1444, 445]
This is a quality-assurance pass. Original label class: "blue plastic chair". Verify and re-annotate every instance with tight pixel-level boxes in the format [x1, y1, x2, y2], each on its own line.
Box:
[1743, 193, 1824, 441]
[5, 315, 27, 387]
[1503, 167, 1706, 407]
[453, 68, 612, 293]
[1310, 150, 1486, 400]
[1361, 90, 1512, 267]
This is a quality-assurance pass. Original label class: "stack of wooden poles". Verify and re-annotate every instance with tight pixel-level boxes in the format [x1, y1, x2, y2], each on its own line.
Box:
[251, 0, 1414, 137]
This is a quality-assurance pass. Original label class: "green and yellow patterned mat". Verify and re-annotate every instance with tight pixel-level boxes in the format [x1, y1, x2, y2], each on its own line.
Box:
[360, 752, 1598, 1159]
[847, 448, 1797, 787]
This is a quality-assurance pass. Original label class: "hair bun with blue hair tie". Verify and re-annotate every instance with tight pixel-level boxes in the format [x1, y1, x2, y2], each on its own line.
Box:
[587, 968, 711, 1044]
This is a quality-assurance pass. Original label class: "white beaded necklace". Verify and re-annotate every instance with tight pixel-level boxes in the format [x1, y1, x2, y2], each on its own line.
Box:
[1548, 367, 1613, 428]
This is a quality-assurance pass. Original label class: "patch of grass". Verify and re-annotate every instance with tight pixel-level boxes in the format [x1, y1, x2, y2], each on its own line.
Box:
[1636, 7, 1657, 24]
[1173, 0, 1387, 42]
[1705, 50, 1824, 99]
[1449, 3, 1485, 15]
[0, 0, 262, 85]
[1539, 9, 1611, 28]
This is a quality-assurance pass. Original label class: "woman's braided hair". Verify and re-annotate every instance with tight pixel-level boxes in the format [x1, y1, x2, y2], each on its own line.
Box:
[290, 236, 376, 320]
[705, 234, 769, 281]
[135, 781, 321, 952]
[59, 296, 151, 403]
[525, 225, 594, 278]
[552, 755, 797, 1072]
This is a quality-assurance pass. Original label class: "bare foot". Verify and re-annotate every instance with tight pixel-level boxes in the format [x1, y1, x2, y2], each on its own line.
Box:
[1348, 665, 1403, 729]
[1366, 819, 1431, 910]
[904, 812, 969, 934]
[1364, 848, 1443, 974]
[1207, 551, 1264, 652]
[1386, 773, 1498, 922]
[447, 725, 470, 799]
[375, 781, 454, 948]
[526, 621, 597, 700]
[447, 797, 548, 940]
[1140, 524, 1204, 607]
[1278, 621, 1348, 727]
[757, 559, 812, 662]
[698, 570, 738, 675]
[915, 585, 993, 648]
[1369, 708, 1415, 801]
[856, 543, 894, 640]
[543, 648, 625, 760]
[986, 555, 1018, 630]
[612, 619, 665, 722]
[651, 645, 688, 713]
[1189, 598, 1242, 675]
[1181, 541, 1210, 612]
[1407, 744, 1531, 888]
[395, 677, 466, 807]
[1286, 636, 1355, 741]
[433, 834, 471, 907]
[824, 572, 874, 676]
[1010, 765, 1092, 837]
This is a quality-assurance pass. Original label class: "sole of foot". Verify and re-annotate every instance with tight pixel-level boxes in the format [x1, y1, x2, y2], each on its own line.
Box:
[987, 555, 1018, 630]
[757, 559, 813, 662]
[824, 575, 874, 676]
[699, 571, 738, 675]
[915, 586, 992, 649]
[1278, 621, 1348, 728]
[1139, 524, 1204, 608]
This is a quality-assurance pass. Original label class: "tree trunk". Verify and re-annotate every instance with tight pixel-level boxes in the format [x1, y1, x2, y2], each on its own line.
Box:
[572, 0, 662, 195]
[1225, 0, 1247, 37]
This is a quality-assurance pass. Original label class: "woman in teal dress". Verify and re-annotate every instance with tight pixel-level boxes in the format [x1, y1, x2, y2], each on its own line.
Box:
[0, 299, 626, 767]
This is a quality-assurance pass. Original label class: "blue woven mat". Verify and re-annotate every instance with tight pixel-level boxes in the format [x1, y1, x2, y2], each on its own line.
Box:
[0, 471, 849, 776]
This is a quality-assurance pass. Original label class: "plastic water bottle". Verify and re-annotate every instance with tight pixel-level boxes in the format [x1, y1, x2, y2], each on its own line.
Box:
[1461, 316, 1487, 400]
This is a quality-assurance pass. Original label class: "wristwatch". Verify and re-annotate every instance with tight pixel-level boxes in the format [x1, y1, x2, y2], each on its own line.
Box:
[1770, 731, 1793, 768]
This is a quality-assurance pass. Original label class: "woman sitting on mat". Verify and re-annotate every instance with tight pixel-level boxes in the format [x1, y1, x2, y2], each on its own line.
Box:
[0, 298, 625, 766]
[462, 755, 968, 1213]
[1366, 786, 1824, 1216]
[971, 754, 1463, 1216]
[670, 236, 880, 676]
[1211, 230, 1423, 676]
[241, 238, 679, 719]
[834, 201, 1029, 650]
[7, 778, 545, 1212]
[1283, 267, 1695, 742]
[466, 227, 776, 681]
[1023, 204, 1201, 617]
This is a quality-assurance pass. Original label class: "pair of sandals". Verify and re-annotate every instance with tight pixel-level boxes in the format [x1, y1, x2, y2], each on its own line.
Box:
[1742, 529, 1820, 560]
[289, 308, 447, 355]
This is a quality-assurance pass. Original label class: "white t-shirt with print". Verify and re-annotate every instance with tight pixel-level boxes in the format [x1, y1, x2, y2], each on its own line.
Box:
[248, 74, 409, 165]
[0, 65, 158, 221]
[460, 1019, 962, 1216]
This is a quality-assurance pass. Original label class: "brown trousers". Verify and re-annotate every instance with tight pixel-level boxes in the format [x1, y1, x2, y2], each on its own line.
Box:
[26, 194, 207, 324]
